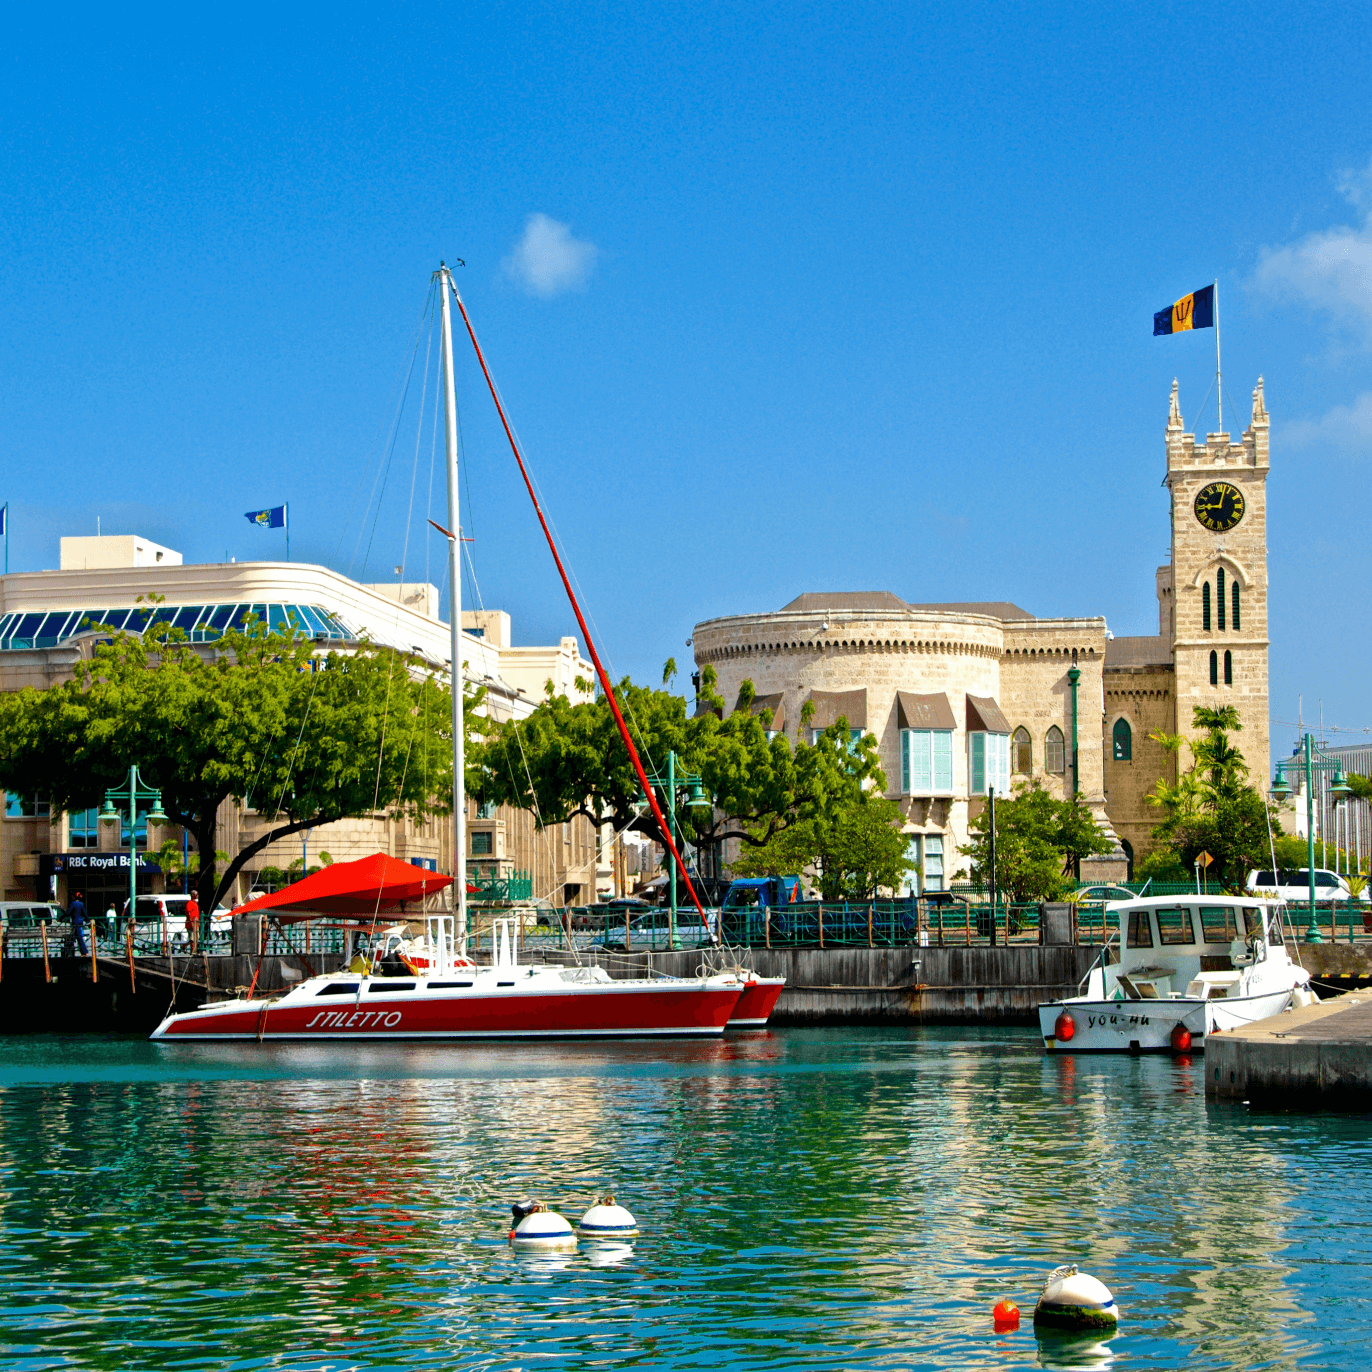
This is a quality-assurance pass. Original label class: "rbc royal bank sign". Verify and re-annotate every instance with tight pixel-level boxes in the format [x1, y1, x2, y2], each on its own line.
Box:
[40, 852, 158, 876]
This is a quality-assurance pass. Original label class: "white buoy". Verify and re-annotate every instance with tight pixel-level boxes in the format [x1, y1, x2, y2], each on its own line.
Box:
[1033, 1264, 1119, 1331]
[577, 1194, 638, 1240]
[509, 1200, 576, 1250]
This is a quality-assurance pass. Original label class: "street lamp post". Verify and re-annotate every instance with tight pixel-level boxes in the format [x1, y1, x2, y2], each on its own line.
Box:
[99, 766, 168, 941]
[640, 750, 711, 949]
[1270, 735, 1351, 944]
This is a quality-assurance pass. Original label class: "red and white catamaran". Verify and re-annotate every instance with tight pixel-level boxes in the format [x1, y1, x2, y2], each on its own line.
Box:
[152, 265, 782, 1043]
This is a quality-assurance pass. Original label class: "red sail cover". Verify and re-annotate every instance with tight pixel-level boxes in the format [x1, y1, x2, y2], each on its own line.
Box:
[231, 852, 452, 922]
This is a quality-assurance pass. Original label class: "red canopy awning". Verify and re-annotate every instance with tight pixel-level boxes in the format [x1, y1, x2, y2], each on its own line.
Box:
[232, 852, 453, 922]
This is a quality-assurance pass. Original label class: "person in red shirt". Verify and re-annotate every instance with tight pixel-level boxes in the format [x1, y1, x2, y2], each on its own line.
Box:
[185, 896, 200, 953]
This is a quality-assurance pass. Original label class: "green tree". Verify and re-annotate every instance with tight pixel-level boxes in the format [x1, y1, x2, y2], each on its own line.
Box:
[957, 781, 1111, 903]
[0, 616, 471, 912]
[730, 794, 915, 900]
[473, 666, 884, 860]
[1146, 705, 1272, 887]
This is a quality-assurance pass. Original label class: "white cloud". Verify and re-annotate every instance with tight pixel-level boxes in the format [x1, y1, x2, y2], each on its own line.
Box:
[502, 213, 598, 297]
[1283, 391, 1372, 453]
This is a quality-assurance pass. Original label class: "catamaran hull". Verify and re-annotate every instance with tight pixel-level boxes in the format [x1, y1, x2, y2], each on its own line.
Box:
[151, 980, 743, 1042]
[729, 977, 785, 1028]
[1038, 988, 1295, 1053]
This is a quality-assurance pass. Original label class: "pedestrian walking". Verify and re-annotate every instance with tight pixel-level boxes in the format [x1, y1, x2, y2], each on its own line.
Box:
[185, 896, 200, 953]
[69, 890, 88, 957]
[104, 903, 117, 943]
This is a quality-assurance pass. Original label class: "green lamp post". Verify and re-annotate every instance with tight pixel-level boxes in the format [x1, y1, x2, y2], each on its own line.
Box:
[1270, 736, 1349, 944]
[640, 750, 712, 948]
[100, 765, 167, 940]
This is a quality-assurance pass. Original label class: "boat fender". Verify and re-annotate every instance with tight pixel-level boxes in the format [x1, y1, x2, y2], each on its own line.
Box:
[1033, 1264, 1118, 1331]
[510, 1201, 576, 1250]
[1053, 1011, 1076, 1042]
[1169, 1024, 1192, 1053]
[577, 1194, 638, 1240]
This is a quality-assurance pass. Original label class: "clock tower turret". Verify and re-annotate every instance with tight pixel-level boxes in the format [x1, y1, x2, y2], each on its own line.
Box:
[1165, 377, 1270, 789]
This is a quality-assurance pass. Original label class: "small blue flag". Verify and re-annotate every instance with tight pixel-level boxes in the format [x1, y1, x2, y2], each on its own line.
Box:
[0, 504, 6, 537]
[244, 505, 286, 529]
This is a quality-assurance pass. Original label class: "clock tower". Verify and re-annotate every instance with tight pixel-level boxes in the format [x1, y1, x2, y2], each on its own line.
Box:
[1163, 376, 1270, 789]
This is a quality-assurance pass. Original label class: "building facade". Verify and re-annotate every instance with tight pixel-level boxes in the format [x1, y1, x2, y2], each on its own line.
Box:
[694, 379, 1273, 885]
[0, 539, 602, 909]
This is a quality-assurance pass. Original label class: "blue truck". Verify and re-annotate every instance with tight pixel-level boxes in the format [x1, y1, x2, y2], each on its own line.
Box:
[719, 876, 803, 941]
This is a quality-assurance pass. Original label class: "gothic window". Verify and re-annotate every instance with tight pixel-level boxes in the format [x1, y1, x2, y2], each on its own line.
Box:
[1044, 726, 1065, 774]
[1217, 568, 1226, 630]
[1232, 581, 1241, 630]
[1202, 581, 1211, 631]
[1012, 727, 1032, 773]
[1224, 650, 1233, 686]
[1210, 650, 1218, 686]
[1113, 717, 1132, 761]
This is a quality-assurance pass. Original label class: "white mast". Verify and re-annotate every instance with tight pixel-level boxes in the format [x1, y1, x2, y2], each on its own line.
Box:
[438, 264, 467, 951]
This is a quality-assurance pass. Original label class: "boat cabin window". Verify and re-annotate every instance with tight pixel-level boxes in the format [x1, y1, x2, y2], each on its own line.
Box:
[1155, 906, 1196, 946]
[317, 983, 361, 996]
[367, 982, 415, 993]
[1126, 910, 1153, 948]
[1199, 906, 1242, 944]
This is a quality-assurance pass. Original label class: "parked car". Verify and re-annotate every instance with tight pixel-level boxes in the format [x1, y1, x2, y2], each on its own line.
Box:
[589, 907, 718, 952]
[122, 894, 232, 948]
[1246, 869, 1352, 903]
[0, 901, 64, 931]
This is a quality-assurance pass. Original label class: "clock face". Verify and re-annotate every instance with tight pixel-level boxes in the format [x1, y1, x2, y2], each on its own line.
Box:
[1193, 481, 1245, 533]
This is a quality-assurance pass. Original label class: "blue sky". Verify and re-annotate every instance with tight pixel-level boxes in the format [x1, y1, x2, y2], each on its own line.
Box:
[2, 2, 1370, 758]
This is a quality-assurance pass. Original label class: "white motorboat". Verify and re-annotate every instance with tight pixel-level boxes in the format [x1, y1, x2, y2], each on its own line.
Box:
[1038, 894, 1313, 1054]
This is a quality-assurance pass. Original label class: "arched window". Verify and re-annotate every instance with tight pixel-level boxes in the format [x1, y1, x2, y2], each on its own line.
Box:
[1202, 581, 1211, 631]
[1112, 717, 1132, 761]
[1232, 581, 1240, 630]
[1216, 568, 1226, 631]
[1044, 726, 1065, 773]
[1210, 650, 1218, 685]
[1224, 650, 1233, 685]
[1012, 726, 1032, 773]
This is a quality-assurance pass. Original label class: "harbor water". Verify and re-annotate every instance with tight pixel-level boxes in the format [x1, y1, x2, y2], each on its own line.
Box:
[1, 1026, 1368, 1370]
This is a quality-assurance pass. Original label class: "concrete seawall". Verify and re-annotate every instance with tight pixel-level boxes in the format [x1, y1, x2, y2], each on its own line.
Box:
[535, 945, 1101, 1024]
[1207, 994, 1372, 1109]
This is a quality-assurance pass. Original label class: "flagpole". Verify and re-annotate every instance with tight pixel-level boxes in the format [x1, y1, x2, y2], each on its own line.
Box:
[3, 503, 7, 575]
[285, 503, 290, 563]
[1214, 278, 1222, 434]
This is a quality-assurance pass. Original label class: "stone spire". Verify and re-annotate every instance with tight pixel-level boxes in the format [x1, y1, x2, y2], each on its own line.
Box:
[1168, 378, 1183, 430]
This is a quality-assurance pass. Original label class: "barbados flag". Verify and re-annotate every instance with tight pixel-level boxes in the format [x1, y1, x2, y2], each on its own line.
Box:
[1154, 284, 1215, 335]
[244, 505, 286, 528]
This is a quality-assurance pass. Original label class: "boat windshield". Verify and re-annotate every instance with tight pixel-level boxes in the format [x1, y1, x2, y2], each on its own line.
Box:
[1199, 905, 1242, 944]
[1155, 906, 1196, 946]
[1126, 909, 1153, 948]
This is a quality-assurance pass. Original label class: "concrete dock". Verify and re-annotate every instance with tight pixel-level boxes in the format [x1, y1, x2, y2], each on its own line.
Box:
[1207, 993, 1372, 1109]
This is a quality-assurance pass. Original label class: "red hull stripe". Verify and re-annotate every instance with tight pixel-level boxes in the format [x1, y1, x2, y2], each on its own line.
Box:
[156, 986, 741, 1040]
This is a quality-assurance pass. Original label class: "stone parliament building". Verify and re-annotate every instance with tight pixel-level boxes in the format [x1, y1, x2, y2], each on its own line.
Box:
[692, 379, 1272, 889]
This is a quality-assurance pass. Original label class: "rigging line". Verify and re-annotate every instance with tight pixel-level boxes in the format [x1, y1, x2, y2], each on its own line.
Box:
[424, 352, 441, 594]
[446, 278, 709, 926]
[267, 657, 324, 821]
[355, 287, 435, 580]
[334, 285, 434, 567]
[391, 296, 436, 623]
[460, 328, 663, 778]
[371, 648, 401, 814]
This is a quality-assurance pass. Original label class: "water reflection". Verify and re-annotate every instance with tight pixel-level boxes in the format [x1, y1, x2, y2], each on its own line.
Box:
[0, 1028, 1364, 1370]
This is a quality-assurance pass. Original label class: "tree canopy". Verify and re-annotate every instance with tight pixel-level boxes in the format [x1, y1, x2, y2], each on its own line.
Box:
[957, 780, 1111, 902]
[0, 612, 469, 911]
[1145, 705, 1272, 887]
[473, 665, 886, 861]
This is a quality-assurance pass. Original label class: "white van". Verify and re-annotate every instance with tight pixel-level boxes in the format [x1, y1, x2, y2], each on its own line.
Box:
[0, 901, 64, 931]
[1246, 868, 1351, 903]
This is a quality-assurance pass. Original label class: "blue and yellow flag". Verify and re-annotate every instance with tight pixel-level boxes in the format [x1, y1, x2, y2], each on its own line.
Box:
[1154, 284, 1214, 335]
[244, 505, 286, 528]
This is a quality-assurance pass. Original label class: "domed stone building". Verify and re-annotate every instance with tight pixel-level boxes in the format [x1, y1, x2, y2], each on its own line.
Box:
[692, 380, 1273, 891]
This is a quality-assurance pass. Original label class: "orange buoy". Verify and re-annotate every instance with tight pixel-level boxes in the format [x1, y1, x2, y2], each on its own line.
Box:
[1169, 1024, 1192, 1053]
[1054, 1011, 1076, 1042]
[993, 1299, 1020, 1330]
